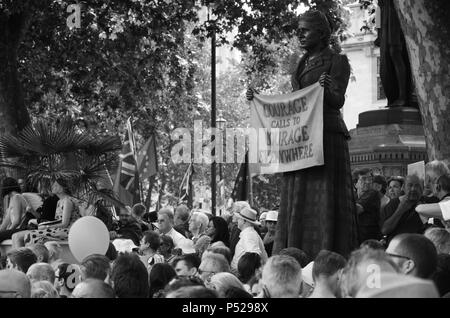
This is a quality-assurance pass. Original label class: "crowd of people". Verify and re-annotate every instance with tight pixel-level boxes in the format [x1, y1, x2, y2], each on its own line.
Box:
[1, 159, 450, 298]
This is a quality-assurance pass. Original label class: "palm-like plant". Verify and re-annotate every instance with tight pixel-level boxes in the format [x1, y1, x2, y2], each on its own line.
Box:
[0, 118, 123, 207]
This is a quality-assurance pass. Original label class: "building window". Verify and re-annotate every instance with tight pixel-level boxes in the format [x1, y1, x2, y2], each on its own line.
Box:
[377, 57, 387, 101]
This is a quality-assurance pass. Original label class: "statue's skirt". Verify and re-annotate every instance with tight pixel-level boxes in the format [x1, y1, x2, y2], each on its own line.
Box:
[273, 130, 359, 259]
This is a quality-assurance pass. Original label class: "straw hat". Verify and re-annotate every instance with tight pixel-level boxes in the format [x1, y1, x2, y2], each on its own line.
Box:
[235, 207, 260, 226]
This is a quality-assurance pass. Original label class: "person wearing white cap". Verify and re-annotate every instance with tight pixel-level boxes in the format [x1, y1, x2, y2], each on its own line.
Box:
[230, 208, 268, 271]
[263, 211, 278, 257]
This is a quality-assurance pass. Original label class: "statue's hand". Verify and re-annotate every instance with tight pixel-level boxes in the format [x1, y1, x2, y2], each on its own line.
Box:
[319, 73, 336, 91]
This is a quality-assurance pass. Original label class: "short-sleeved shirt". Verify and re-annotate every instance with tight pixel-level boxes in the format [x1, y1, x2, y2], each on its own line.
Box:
[231, 226, 268, 270]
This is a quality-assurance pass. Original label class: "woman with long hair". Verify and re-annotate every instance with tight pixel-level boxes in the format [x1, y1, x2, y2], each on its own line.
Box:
[206, 216, 230, 247]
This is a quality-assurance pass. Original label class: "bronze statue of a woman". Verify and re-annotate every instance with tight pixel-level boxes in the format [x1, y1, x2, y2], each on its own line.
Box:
[248, 11, 358, 258]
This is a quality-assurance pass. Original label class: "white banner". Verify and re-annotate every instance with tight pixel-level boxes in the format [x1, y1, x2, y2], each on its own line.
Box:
[249, 82, 324, 174]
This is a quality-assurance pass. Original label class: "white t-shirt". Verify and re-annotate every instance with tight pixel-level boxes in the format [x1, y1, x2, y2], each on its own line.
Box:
[439, 197, 450, 221]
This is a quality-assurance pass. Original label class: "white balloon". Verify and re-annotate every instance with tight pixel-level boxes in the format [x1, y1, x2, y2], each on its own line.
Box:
[68, 216, 110, 262]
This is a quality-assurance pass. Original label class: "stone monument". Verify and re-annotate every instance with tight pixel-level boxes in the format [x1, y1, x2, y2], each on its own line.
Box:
[348, 0, 427, 176]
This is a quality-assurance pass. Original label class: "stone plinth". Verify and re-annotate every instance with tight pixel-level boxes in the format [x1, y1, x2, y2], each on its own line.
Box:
[348, 107, 428, 177]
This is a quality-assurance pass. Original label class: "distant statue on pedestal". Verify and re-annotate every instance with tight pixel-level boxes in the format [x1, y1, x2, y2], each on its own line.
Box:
[375, 0, 417, 108]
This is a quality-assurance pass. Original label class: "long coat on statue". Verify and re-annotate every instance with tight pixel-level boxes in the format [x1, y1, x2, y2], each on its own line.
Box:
[272, 47, 358, 258]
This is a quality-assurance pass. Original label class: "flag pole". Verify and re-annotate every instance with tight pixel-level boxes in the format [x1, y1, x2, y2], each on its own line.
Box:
[128, 116, 144, 203]
[104, 163, 118, 218]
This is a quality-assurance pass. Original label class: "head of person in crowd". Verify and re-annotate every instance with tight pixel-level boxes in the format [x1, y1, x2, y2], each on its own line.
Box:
[207, 216, 230, 247]
[340, 247, 398, 298]
[424, 160, 450, 196]
[424, 227, 450, 254]
[387, 176, 404, 200]
[206, 244, 232, 264]
[373, 175, 387, 195]
[140, 230, 161, 255]
[279, 247, 310, 268]
[17, 178, 26, 192]
[237, 252, 261, 284]
[149, 263, 177, 298]
[44, 241, 62, 266]
[163, 275, 205, 297]
[71, 278, 116, 298]
[198, 252, 230, 284]
[55, 263, 82, 297]
[265, 210, 278, 236]
[111, 253, 149, 298]
[235, 207, 260, 231]
[118, 206, 134, 226]
[430, 254, 450, 297]
[360, 239, 385, 250]
[310, 250, 347, 298]
[165, 285, 218, 298]
[173, 254, 201, 277]
[433, 173, 450, 200]
[386, 233, 438, 279]
[189, 211, 209, 238]
[174, 204, 190, 227]
[81, 254, 111, 283]
[26, 262, 55, 284]
[31, 280, 59, 298]
[157, 207, 175, 235]
[353, 168, 373, 198]
[6, 248, 37, 273]
[231, 201, 251, 224]
[159, 235, 174, 259]
[131, 203, 146, 221]
[260, 255, 303, 298]
[51, 177, 72, 196]
[28, 244, 50, 263]
[209, 272, 246, 298]
[0, 269, 31, 298]
[403, 174, 424, 202]
[259, 212, 268, 230]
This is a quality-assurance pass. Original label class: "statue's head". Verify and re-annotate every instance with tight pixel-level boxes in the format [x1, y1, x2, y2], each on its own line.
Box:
[298, 10, 332, 50]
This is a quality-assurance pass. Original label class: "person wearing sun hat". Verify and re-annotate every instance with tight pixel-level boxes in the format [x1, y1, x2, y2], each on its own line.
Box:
[263, 211, 278, 257]
[230, 208, 268, 271]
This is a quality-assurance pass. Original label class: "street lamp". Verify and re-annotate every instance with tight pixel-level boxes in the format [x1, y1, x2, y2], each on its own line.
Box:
[206, 0, 217, 215]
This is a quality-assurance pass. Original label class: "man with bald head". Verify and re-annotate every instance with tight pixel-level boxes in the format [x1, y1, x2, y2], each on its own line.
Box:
[386, 233, 438, 279]
[0, 269, 31, 298]
[26, 263, 55, 284]
[380, 175, 426, 242]
[71, 278, 115, 298]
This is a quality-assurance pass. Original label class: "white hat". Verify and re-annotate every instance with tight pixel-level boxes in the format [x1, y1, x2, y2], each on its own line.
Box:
[178, 238, 196, 254]
[265, 210, 278, 222]
[259, 212, 268, 221]
[235, 207, 260, 226]
[112, 239, 138, 253]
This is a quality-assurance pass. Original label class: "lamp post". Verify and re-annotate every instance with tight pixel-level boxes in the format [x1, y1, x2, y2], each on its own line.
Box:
[208, 1, 217, 215]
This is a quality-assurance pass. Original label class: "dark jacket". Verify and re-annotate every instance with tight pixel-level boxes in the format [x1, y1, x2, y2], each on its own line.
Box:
[292, 47, 351, 138]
